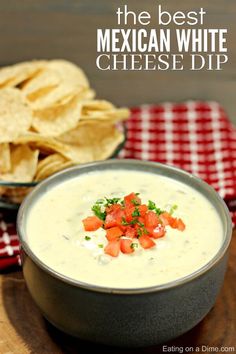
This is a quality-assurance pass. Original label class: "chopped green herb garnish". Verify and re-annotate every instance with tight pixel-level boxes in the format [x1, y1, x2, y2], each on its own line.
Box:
[83, 192, 185, 258]
[155, 208, 163, 215]
[148, 200, 156, 210]
[137, 221, 144, 227]
[91, 204, 106, 221]
[169, 204, 178, 215]
[131, 243, 138, 249]
[123, 217, 144, 227]
[104, 197, 121, 206]
[148, 200, 163, 215]
[121, 217, 129, 226]
[129, 218, 139, 225]
[131, 199, 140, 206]
[136, 225, 148, 237]
[142, 226, 149, 234]
[137, 228, 142, 237]
[96, 198, 105, 204]
[132, 207, 140, 217]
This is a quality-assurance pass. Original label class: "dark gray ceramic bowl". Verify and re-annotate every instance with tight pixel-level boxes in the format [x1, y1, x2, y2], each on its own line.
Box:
[17, 159, 232, 347]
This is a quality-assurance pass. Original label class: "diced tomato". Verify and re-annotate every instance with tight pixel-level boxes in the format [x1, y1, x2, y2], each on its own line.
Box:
[177, 218, 186, 231]
[82, 216, 103, 231]
[124, 204, 148, 222]
[105, 204, 121, 214]
[104, 240, 120, 257]
[104, 206, 125, 229]
[120, 239, 134, 254]
[170, 218, 178, 229]
[138, 204, 148, 217]
[104, 213, 117, 229]
[86, 192, 185, 257]
[115, 208, 126, 227]
[125, 226, 136, 238]
[106, 226, 123, 241]
[119, 224, 128, 233]
[144, 211, 159, 228]
[138, 216, 145, 225]
[139, 235, 156, 249]
[159, 212, 174, 226]
[124, 192, 141, 208]
[148, 224, 166, 239]
[124, 206, 135, 222]
[159, 213, 185, 231]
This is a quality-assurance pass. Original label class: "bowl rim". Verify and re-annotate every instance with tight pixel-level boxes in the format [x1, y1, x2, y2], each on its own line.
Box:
[17, 159, 232, 295]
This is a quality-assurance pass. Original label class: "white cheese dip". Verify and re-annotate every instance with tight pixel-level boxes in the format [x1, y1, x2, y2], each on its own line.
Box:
[26, 170, 223, 288]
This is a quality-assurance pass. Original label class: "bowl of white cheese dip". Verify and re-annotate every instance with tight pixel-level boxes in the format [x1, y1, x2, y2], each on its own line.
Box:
[17, 159, 232, 347]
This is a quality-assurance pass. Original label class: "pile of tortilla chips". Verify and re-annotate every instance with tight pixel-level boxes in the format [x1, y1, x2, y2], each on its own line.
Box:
[0, 59, 129, 203]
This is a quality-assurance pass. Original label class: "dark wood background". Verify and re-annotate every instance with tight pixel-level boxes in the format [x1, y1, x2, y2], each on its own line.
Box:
[0, 0, 235, 121]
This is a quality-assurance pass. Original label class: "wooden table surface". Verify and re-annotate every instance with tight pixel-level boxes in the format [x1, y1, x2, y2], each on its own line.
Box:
[0, 232, 235, 354]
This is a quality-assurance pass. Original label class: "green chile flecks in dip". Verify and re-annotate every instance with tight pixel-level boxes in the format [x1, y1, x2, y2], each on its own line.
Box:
[26, 170, 223, 288]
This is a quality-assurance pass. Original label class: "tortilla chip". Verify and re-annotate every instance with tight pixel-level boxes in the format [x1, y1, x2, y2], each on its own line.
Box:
[0, 143, 11, 173]
[28, 85, 80, 110]
[35, 160, 74, 181]
[60, 145, 95, 163]
[32, 94, 82, 136]
[81, 108, 130, 122]
[76, 88, 96, 101]
[0, 60, 46, 88]
[58, 121, 124, 162]
[81, 100, 115, 112]
[0, 145, 39, 182]
[48, 60, 89, 88]
[13, 132, 70, 157]
[55, 88, 95, 107]
[36, 153, 67, 175]
[0, 59, 127, 188]
[80, 100, 130, 122]
[21, 67, 60, 99]
[25, 60, 90, 109]
[93, 126, 124, 160]
[0, 88, 33, 143]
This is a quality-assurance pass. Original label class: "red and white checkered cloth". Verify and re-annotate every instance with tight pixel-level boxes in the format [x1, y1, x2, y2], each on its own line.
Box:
[1, 100, 236, 271]
[0, 214, 20, 270]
